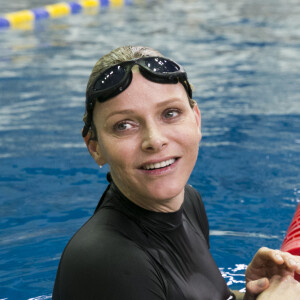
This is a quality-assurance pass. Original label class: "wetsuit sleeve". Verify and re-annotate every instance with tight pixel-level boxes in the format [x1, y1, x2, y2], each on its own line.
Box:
[52, 226, 167, 300]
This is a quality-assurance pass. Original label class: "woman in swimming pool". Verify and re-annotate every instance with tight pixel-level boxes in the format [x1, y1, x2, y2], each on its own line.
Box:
[53, 46, 300, 300]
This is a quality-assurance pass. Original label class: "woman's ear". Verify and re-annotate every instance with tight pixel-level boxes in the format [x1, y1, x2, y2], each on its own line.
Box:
[83, 131, 107, 166]
[192, 103, 202, 142]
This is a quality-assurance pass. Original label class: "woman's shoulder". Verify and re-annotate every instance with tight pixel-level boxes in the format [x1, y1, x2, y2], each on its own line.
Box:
[53, 210, 166, 299]
[62, 208, 141, 260]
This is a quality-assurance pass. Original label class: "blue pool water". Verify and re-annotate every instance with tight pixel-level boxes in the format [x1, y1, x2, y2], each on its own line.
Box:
[0, 0, 300, 299]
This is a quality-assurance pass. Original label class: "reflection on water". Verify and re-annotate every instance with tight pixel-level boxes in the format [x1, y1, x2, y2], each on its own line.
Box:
[221, 264, 247, 292]
[0, 0, 64, 14]
[0, 0, 299, 298]
[210, 230, 279, 240]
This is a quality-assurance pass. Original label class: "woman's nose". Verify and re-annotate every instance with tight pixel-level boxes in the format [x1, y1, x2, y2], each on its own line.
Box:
[141, 124, 167, 152]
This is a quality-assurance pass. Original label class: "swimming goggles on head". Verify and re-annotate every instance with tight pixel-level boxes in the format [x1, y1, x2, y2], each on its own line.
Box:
[82, 56, 192, 137]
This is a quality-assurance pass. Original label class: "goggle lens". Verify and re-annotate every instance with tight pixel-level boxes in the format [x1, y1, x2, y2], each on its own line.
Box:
[142, 57, 180, 73]
[94, 65, 126, 90]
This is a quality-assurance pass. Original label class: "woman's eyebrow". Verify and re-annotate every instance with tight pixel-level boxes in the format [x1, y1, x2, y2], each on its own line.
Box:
[156, 98, 183, 107]
[106, 109, 135, 119]
[105, 98, 184, 119]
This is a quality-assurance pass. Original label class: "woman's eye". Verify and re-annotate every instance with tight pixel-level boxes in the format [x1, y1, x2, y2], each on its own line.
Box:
[114, 121, 135, 132]
[163, 109, 181, 119]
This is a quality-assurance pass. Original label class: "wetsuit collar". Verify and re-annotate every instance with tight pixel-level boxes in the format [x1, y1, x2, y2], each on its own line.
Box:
[109, 181, 184, 231]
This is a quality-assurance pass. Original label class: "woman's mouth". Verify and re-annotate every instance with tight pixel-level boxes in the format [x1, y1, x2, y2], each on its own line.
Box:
[142, 158, 177, 170]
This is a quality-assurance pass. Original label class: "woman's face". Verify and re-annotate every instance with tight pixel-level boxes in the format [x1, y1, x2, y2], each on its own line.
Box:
[90, 70, 201, 212]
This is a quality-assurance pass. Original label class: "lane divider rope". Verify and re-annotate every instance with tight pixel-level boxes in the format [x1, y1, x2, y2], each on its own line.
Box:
[0, 0, 133, 29]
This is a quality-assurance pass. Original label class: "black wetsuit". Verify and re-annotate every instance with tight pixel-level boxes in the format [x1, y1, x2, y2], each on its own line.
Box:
[53, 180, 234, 300]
